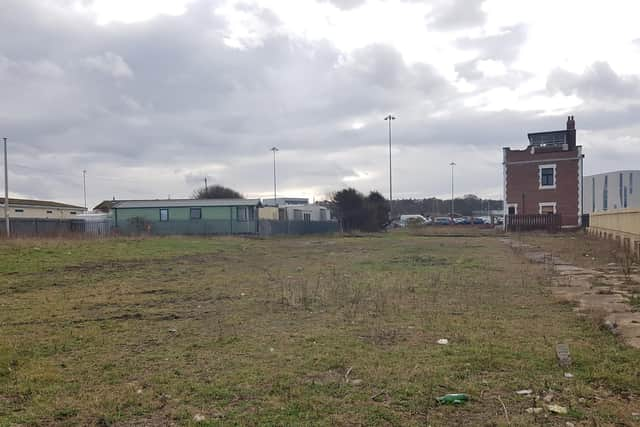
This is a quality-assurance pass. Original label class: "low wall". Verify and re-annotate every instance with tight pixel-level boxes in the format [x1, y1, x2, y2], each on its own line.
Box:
[587, 208, 640, 256]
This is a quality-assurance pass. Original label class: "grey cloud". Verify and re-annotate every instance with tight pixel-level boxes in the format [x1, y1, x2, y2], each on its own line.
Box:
[2, 0, 640, 206]
[318, 0, 367, 10]
[82, 52, 134, 78]
[456, 24, 527, 63]
[547, 61, 640, 100]
[427, 0, 486, 30]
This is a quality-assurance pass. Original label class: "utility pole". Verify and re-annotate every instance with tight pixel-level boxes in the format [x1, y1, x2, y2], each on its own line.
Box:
[384, 114, 396, 218]
[82, 169, 87, 210]
[270, 147, 279, 204]
[204, 176, 208, 194]
[3, 137, 9, 238]
[450, 162, 456, 218]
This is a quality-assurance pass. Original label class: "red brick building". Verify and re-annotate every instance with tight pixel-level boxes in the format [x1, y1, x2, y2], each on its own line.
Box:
[503, 116, 584, 228]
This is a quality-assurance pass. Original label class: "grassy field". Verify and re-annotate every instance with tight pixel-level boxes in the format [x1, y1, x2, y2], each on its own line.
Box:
[1, 232, 639, 426]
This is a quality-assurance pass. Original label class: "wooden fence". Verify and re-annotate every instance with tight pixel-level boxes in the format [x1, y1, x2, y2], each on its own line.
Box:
[506, 214, 561, 232]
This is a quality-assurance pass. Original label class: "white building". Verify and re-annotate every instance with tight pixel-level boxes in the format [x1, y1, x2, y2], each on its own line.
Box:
[262, 197, 308, 206]
[584, 170, 640, 213]
[281, 204, 331, 222]
[1, 198, 87, 219]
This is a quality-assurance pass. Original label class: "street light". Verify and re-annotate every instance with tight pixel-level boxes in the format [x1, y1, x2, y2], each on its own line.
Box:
[450, 161, 456, 218]
[82, 169, 87, 210]
[270, 147, 279, 204]
[384, 114, 396, 218]
[3, 137, 8, 237]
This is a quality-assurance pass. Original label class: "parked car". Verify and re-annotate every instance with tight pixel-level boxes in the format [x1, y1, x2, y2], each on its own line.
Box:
[434, 217, 453, 225]
[472, 217, 485, 225]
[399, 214, 431, 227]
[453, 216, 471, 225]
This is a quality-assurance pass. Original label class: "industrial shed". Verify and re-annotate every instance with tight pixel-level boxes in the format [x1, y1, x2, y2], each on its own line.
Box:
[112, 199, 261, 235]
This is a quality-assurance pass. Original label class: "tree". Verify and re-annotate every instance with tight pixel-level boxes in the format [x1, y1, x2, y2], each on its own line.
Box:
[364, 191, 390, 231]
[331, 188, 366, 232]
[193, 185, 243, 199]
[330, 188, 389, 232]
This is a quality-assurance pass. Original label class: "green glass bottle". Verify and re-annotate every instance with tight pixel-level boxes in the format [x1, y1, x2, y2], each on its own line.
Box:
[436, 393, 469, 404]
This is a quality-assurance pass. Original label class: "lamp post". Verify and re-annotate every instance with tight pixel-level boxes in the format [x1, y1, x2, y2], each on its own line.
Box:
[3, 137, 8, 237]
[82, 169, 87, 210]
[384, 114, 396, 218]
[449, 162, 456, 218]
[270, 147, 279, 203]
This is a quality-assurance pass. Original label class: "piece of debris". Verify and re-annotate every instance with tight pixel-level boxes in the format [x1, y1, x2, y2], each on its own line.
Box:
[556, 343, 571, 367]
[632, 412, 640, 418]
[543, 393, 555, 403]
[436, 393, 469, 405]
[566, 422, 575, 427]
[603, 320, 619, 335]
[546, 404, 568, 414]
[240, 292, 246, 297]
[578, 397, 586, 404]
[437, 338, 449, 345]
[349, 379, 363, 386]
[269, 347, 274, 353]
[136, 389, 143, 394]
[516, 389, 533, 396]
[564, 372, 574, 379]
[193, 414, 206, 422]
[526, 407, 543, 414]
[168, 328, 177, 333]
[371, 391, 388, 402]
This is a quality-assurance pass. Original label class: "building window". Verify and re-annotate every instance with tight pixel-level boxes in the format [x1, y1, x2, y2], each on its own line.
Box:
[14, 209, 24, 213]
[539, 164, 556, 189]
[538, 202, 557, 214]
[46, 210, 53, 214]
[236, 206, 254, 221]
[190, 208, 201, 220]
[160, 208, 169, 221]
[303, 212, 311, 222]
[507, 204, 517, 215]
[620, 173, 624, 206]
[603, 175, 608, 210]
[630, 173, 633, 195]
[70, 211, 77, 215]
[293, 209, 303, 221]
[319, 209, 327, 221]
[624, 186, 628, 208]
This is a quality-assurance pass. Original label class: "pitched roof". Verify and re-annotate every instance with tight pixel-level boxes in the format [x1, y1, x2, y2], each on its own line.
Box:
[113, 199, 261, 209]
[0, 198, 85, 209]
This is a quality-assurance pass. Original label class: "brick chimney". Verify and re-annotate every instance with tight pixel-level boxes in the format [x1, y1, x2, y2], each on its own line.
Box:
[566, 115, 576, 150]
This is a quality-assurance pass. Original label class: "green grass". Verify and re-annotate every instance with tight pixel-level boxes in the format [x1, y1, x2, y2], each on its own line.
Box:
[1, 233, 639, 426]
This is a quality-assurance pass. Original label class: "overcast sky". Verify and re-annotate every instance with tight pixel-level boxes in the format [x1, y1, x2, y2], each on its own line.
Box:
[2, 0, 640, 207]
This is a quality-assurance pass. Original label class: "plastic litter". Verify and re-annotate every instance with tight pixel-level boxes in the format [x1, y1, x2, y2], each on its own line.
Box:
[546, 404, 568, 414]
[436, 393, 469, 405]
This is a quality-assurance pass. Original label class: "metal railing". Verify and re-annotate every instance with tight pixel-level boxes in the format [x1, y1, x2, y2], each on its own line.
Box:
[506, 214, 561, 232]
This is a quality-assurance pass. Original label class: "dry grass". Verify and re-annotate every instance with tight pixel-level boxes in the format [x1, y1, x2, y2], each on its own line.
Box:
[1, 233, 639, 426]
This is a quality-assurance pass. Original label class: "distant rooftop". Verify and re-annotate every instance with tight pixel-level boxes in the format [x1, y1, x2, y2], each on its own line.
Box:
[1, 197, 85, 210]
[113, 199, 261, 209]
[262, 197, 309, 206]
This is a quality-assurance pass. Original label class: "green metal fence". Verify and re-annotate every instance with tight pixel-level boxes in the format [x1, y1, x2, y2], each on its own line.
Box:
[115, 219, 258, 236]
